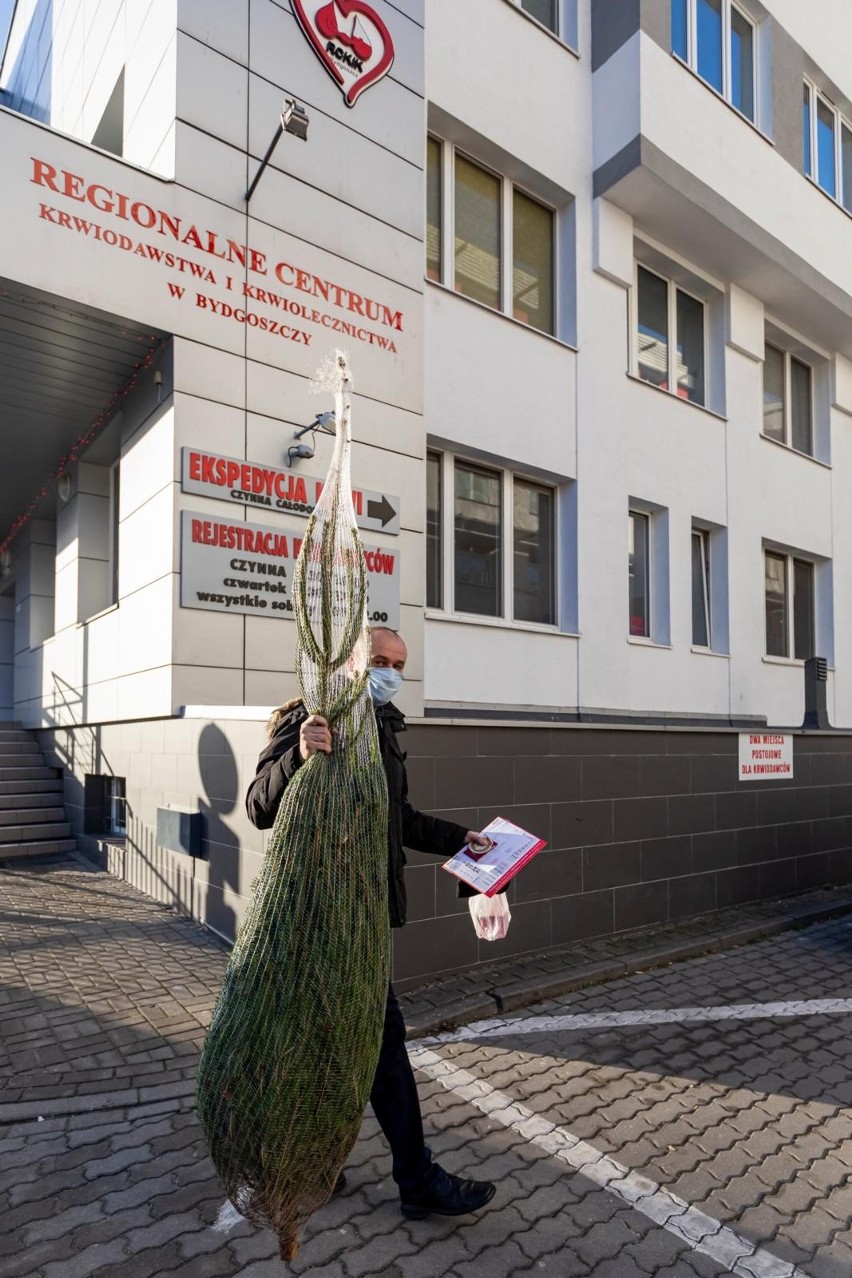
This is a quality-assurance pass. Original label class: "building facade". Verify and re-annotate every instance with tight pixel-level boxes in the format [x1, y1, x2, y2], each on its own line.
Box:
[2, 0, 852, 987]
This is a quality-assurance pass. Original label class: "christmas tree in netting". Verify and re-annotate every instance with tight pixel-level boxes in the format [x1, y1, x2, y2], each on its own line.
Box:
[196, 351, 390, 1261]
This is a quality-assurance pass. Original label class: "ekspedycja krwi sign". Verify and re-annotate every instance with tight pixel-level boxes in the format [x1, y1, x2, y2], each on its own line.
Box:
[181, 448, 400, 535]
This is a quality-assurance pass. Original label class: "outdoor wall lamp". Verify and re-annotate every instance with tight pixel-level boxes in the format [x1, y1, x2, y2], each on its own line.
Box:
[245, 99, 310, 202]
[286, 411, 336, 468]
[282, 98, 310, 141]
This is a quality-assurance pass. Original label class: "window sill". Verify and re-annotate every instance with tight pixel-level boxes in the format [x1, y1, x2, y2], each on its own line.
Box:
[426, 280, 578, 353]
[500, 0, 580, 57]
[670, 53, 773, 147]
[691, 646, 730, 659]
[627, 636, 672, 650]
[626, 373, 727, 422]
[761, 655, 835, 672]
[425, 609, 577, 638]
[803, 171, 852, 224]
[759, 432, 831, 469]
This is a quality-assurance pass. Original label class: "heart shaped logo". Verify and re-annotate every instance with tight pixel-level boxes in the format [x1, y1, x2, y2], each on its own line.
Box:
[290, 0, 395, 108]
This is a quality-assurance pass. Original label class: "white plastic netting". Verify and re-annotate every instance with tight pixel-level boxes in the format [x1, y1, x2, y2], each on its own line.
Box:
[196, 351, 390, 1262]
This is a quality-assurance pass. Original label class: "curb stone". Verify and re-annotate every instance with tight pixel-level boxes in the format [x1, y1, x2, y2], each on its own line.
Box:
[401, 888, 852, 1038]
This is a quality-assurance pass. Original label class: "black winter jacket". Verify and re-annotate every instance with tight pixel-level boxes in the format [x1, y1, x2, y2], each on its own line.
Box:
[245, 700, 470, 928]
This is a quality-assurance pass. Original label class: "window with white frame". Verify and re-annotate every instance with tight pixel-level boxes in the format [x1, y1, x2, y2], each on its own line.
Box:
[762, 343, 813, 456]
[692, 527, 712, 647]
[508, 0, 578, 43]
[764, 550, 814, 660]
[426, 137, 556, 336]
[85, 774, 127, 837]
[426, 450, 557, 625]
[426, 136, 442, 284]
[629, 503, 671, 644]
[520, 0, 558, 34]
[629, 510, 651, 637]
[671, 0, 756, 122]
[426, 451, 443, 609]
[803, 80, 852, 212]
[635, 265, 706, 406]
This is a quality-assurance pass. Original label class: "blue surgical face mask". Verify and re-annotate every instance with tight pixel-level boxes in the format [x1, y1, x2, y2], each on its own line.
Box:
[368, 667, 403, 706]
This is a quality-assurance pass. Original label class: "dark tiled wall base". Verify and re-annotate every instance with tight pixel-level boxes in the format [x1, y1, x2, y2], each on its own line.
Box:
[393, 726, 852, 989]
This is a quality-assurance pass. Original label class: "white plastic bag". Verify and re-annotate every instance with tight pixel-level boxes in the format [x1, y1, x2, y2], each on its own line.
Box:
[468, 892, 511, 941]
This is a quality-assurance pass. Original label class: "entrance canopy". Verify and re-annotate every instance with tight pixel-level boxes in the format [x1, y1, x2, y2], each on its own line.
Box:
[0, 280, 166, 549]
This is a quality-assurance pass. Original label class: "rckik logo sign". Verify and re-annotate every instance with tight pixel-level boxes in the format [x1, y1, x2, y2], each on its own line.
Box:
[290, 0, 395, 107]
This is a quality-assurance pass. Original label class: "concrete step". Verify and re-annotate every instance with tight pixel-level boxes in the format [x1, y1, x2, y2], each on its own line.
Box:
[0, 777, 61, 796]
[0, 741, 39, 756]
[0, 821, 72, 844]
[0, 807, 66, 826]
[0, 789, 63, 808]
[0, 839, 77, 861]
[0, 730, 35, 744]
[0, 767, 55, 784]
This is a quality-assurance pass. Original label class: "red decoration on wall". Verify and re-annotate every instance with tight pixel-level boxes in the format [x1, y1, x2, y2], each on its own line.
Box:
[290, 0, 395, 108]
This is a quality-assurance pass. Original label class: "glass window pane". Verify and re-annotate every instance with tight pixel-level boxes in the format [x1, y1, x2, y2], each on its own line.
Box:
[803, 83, 812, 174]
[426, 137, 442, 283]
[692, 531, 710, 647]
[454, 462, 502, 616]
[763, 344, 786, 442]
[629, 512, 650, 638]
[637, 267, 669, 390]
[765, 552, 788, 657]
[730, 8, 754, 120]
[793, 559, 814, 661]
[842, 122, 852, 212]
[676, 290, 705, 405]
[521, 0, 557, 33]
[454, 154, 501, 310]
[696, 0, 723, 93]
[790, 358, 812, 455]
[513, 480, 555, 625]
[513, 189, 554, 335]
[672, 0, 688, 59]
[426, 451, 442, 609]
[817, 97, 837, 197]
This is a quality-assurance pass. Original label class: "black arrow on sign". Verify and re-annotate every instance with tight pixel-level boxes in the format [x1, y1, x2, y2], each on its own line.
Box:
[367, 495, 397, 527]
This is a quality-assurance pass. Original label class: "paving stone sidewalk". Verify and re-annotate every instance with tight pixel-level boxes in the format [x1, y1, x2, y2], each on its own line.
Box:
[3, 858, 852, 1277]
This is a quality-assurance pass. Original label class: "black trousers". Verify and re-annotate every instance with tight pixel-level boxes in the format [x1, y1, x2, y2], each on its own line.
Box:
[369, 984, 435, 1194]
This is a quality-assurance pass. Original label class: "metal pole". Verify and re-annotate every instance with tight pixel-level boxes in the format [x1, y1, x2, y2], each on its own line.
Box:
[245, 121, 284, 202]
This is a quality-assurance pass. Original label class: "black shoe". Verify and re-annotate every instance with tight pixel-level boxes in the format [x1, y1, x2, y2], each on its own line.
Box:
[333, 1171, 347, 1196]
[400, 1166, 496, 1219]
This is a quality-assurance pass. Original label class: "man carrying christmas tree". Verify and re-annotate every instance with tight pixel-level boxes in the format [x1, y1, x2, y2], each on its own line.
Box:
[246, 625, 498, 1220]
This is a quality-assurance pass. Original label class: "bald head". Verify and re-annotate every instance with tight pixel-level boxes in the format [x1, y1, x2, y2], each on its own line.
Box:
[370, 627, 407, 672]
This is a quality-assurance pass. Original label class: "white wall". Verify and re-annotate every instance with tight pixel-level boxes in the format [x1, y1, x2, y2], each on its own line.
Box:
[422, 1, 852, 727]
[422, 0, 585, 713]
[2, 0, 177, 175]
[768, 0, 852, 103]
[168, 0, 428, 715]
[4, 0, 852, 731]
